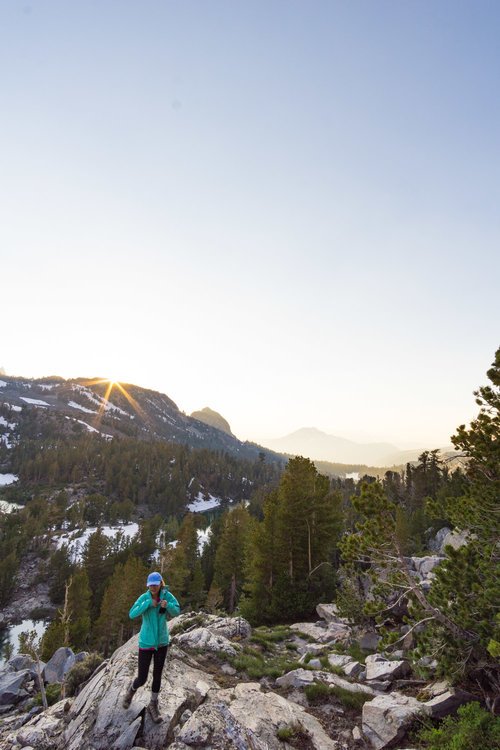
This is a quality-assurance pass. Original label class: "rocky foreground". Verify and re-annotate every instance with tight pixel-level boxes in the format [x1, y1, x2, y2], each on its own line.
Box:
[0, 604, 476, 750]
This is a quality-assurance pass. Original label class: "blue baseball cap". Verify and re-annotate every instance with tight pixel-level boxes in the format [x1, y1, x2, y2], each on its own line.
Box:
[147, 572, 162, 586]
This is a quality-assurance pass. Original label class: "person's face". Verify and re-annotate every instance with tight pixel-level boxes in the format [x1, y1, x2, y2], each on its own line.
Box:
[148, 584, 160, 594]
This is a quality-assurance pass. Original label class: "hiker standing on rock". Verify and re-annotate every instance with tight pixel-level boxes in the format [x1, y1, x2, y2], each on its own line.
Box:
[122, 571, 181, 723]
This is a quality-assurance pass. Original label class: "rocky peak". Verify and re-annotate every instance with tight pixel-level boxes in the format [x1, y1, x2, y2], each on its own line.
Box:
[190, 407, 233, 437]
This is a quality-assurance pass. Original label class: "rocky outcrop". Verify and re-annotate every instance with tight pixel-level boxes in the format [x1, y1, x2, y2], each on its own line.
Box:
[0, 655, 40, 711]
[173, 682, 337, 750]
[0, 552, 53, 625]
[276, 667, 377, 697]
[0, 609, 478, 750]
[62, 637, 217, 750]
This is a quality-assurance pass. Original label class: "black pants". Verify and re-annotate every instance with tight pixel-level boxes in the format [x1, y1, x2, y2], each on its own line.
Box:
[133, 646, 168, 693]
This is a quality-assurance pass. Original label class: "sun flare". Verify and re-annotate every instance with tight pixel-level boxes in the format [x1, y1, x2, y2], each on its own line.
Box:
[83, 376, 148, 428]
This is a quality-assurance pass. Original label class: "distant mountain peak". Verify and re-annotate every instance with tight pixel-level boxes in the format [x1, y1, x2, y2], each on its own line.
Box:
[261, 426, 424, 467]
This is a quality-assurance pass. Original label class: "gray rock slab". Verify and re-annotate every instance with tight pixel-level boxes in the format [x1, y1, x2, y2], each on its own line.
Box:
[296, 642, 327, 656]
[343, 661, 365, 679]
[365, 654, 411, 681]
[327, 654, 352, 669]
[6, 655, 36, 673]
[15, 701, 67, 749]
[411, 556, 442, 578]
[176, 682, 338, 750]
[424, 688, 476, 718]
[0, 670, 30, 706]
[362, 693, 429, 750]
[43, 647, 75, 684]
[316, 603, 349, 624]
[355, 628, 381, 652]
[62, 635, 217, 750]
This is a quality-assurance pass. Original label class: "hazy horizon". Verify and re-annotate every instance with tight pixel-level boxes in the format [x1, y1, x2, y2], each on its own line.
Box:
[2, 2, 498, 450]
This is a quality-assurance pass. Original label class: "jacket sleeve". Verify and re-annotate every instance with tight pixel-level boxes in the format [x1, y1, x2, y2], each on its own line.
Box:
[164, 590, 181, 618]
[129, 593, 151, 620]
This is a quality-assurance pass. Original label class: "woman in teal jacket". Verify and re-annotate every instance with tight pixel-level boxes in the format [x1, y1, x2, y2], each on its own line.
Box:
[122, 571, 180, 723]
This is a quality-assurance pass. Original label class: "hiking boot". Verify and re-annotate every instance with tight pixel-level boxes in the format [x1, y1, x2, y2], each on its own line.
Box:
[122, 682, 135, 709]
[147, 699, 163, 724]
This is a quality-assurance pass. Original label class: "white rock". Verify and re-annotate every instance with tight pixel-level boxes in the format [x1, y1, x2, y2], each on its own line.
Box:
[362, 692, 429, 750]
[365, 654, 411, 681]
[352, 725, 363, 741]
[411, 556, 442, 578]
[327, 654, 352, 669]
[175, 626, 240, 656]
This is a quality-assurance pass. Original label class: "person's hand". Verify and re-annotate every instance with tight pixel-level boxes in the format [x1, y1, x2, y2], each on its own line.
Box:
[160, 599, 167, 609]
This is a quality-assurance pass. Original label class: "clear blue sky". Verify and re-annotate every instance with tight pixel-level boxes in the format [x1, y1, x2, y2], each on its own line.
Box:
[1, 1, 499, 448]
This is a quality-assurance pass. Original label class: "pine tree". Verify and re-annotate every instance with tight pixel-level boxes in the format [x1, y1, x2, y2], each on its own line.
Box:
[67, 569, 91, 651]
[41, 569, 92, 658]
[94, 556, 147, 655]
[81, 528, 112, 620]
[241, 490, 282, 624]
[166, 514, 203, 609]
[242, 458, 341, 624]
[340, 349, 500, 699]
[424, 348, 500, 697]
[213, 506, 251, 613]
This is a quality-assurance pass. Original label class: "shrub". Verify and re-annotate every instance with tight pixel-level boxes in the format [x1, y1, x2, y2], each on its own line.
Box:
[330, 685, 369, 711]
[305, 680, 369, 711]
[416, 702, 500, 750]
[35, 683, 60, 706]
[169, 614, 205, 636]
[231, 647, 302, 679]
[305, 681, 331, 703]
[276, 721, 311, 745]
[250, 626, 292, 650]
[29, 606, 53, 620]
[65, 652, 104, 696]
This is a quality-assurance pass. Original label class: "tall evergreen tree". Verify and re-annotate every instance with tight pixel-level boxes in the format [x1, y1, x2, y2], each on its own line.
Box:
[165, 514, 203, 609]
[242, 457, 341, 624]
[340, 349, 500, 700]
[81, 528, 112, 619]
[213, 506, 251, 613]
[94, 556, 147, 655]
[41, 569, 91, 659]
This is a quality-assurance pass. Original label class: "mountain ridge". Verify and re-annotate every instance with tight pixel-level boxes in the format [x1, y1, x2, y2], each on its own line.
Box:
[0, 375, 282, 465]
[261, 426, 453, 467]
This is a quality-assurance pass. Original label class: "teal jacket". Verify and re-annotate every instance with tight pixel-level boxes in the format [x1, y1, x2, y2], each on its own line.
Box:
[129, 587, 180, 649]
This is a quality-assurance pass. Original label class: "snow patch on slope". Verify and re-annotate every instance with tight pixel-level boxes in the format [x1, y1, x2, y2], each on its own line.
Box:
[19, 397, 50, 407]
[187, 493, 221, 513]
[53, 523, 139, 562]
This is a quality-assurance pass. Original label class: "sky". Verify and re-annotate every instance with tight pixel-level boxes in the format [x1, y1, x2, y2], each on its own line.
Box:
[1, 0, 499, 449]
